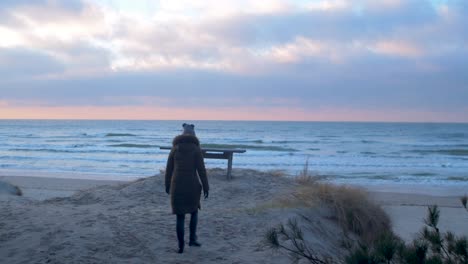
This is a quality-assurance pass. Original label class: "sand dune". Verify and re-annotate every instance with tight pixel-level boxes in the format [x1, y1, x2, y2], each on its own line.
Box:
[0, 169, 348, 263]
[1, 169, 467, 263]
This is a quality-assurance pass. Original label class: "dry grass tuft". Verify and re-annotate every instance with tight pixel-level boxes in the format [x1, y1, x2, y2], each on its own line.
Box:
[292, 182, 391, 243]
[290, 159, 391, 243]
[318, 184, 390, 243]
[295, 157, 325, 185]
[267, 169, 288, 177]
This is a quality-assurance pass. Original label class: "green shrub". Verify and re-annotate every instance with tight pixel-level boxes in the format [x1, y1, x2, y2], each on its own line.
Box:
[346, 204, 468, 264]
[265, 218, 330, 264]
[266, 186, 468, 264]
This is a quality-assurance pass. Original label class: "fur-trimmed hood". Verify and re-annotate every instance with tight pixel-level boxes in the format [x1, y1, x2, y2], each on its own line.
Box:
[172, 134, 200, 146]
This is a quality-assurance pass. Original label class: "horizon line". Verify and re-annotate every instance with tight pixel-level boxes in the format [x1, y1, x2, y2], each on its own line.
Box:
[0, 118, 467, 125]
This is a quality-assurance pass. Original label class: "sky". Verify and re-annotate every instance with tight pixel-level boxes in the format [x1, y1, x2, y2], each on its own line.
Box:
[0, 0, 467, 122]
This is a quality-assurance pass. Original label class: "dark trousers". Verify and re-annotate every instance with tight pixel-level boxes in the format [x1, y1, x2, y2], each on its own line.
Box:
[176, 211, 198, 248]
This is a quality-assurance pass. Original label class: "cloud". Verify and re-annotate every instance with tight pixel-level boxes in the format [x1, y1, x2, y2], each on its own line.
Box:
[370, 40, 423, 57]
[0, 0, 461, 74]
[0, 48, 65, 79]
[0, 0, 467, 121]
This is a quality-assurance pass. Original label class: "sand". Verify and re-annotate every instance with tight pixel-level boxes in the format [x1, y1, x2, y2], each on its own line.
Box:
[0, 176, 124, 201]
[371, 191, 468, 242]
[1, 169, 467, 263]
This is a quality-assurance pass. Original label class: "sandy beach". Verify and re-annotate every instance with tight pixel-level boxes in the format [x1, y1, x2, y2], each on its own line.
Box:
[1, 0, 467, 262]
[1, 169, 467, 263]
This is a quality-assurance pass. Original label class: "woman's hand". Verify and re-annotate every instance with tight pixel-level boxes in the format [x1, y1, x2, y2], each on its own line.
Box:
[204, 190, 209, 199]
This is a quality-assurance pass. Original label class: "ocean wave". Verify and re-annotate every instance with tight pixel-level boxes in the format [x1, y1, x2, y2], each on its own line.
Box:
[361, 151, 377, 155]
[233, 139, 264, 144]
[0, 155, 35, 160]
[411, 172, 437, 177]
[16, 143, 96, 148]
[361, 140, 379, 144]
[366, 175, 399, 180]
[105, 133, 137, 137]
[411, 149, 468, 156]
[70, 144, 96, 148]
[406, 144, 468, 148]
[272, 140, 319, 144]
[106, 139, 124, 143]
[45, 139, 79, 143]
[8, 148, 114, 154]
[201, 143, 297, 152]
[250, 140, 263, 144]
[10, 134, 40, 139]
[8, 148, 158, 155]
[9, 148, 75, 153]
[436, 133, 466, 139]
[108, 144, 159, 148]
[64, 156, 156, 164]
[445, 176, 468, 182]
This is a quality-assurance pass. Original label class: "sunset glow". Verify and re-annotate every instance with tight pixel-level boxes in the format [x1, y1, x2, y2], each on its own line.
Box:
[0, 0, 467, 122]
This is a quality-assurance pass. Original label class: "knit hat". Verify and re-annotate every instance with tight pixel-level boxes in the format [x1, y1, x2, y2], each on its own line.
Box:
[182, 123, 196, 136]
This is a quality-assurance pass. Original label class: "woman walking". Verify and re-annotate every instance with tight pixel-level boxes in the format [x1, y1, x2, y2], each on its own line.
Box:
[165, 123, 209, 253]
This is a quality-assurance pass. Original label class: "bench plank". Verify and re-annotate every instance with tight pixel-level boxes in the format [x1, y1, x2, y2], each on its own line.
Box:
[202, 153, 229, 159]
[159, 146, 245, 180]
[160, 146, 245, 153]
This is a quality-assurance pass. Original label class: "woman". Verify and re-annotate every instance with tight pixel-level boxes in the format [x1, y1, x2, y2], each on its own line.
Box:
[165, 123, 209, 254]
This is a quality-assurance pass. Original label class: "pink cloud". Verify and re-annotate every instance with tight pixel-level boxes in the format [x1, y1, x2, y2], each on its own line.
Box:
[371, 40, 423, 57]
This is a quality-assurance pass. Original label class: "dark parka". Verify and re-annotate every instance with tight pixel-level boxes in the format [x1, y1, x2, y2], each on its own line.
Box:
[165, 134, 209, 215]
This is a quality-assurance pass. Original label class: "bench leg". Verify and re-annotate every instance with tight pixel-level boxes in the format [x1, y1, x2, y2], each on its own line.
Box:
[227, 153, 233, 180]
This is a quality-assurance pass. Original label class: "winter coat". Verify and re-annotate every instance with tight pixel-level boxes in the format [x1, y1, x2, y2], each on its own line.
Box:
[165, 134, 209, 215]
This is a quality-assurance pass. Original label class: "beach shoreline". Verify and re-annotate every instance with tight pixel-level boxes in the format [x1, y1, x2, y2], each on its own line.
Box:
[2, 170, 467, 199]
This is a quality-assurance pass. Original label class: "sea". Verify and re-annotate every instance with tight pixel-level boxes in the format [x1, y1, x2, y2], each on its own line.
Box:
[0, 120, 467, 185]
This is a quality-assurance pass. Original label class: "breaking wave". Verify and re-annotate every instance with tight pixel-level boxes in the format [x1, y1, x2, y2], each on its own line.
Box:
[108, 144, 159, 149]
[201, 143, 297, 152]
[411, 149, 468, 156]
[105, 133, 137, 137]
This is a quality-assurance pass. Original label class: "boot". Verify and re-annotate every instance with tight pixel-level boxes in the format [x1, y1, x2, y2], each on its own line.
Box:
[189, 240, 202, 247]
[178, 243, 184, 254]
[189, 211, 201, 247]
[176, 214, 185, 253]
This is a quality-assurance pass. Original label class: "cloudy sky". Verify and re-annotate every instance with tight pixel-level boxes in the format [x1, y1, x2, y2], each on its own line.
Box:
[0, 0, 467, 121]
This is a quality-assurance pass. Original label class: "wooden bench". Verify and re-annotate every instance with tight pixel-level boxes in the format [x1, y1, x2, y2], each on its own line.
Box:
[160, 147, 246, 180]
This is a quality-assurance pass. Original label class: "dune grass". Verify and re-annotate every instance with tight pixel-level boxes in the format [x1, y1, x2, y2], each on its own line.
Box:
[265, 160, 392, 263]
[292, 182, 391, 245]
[291, 159, 391, 243]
